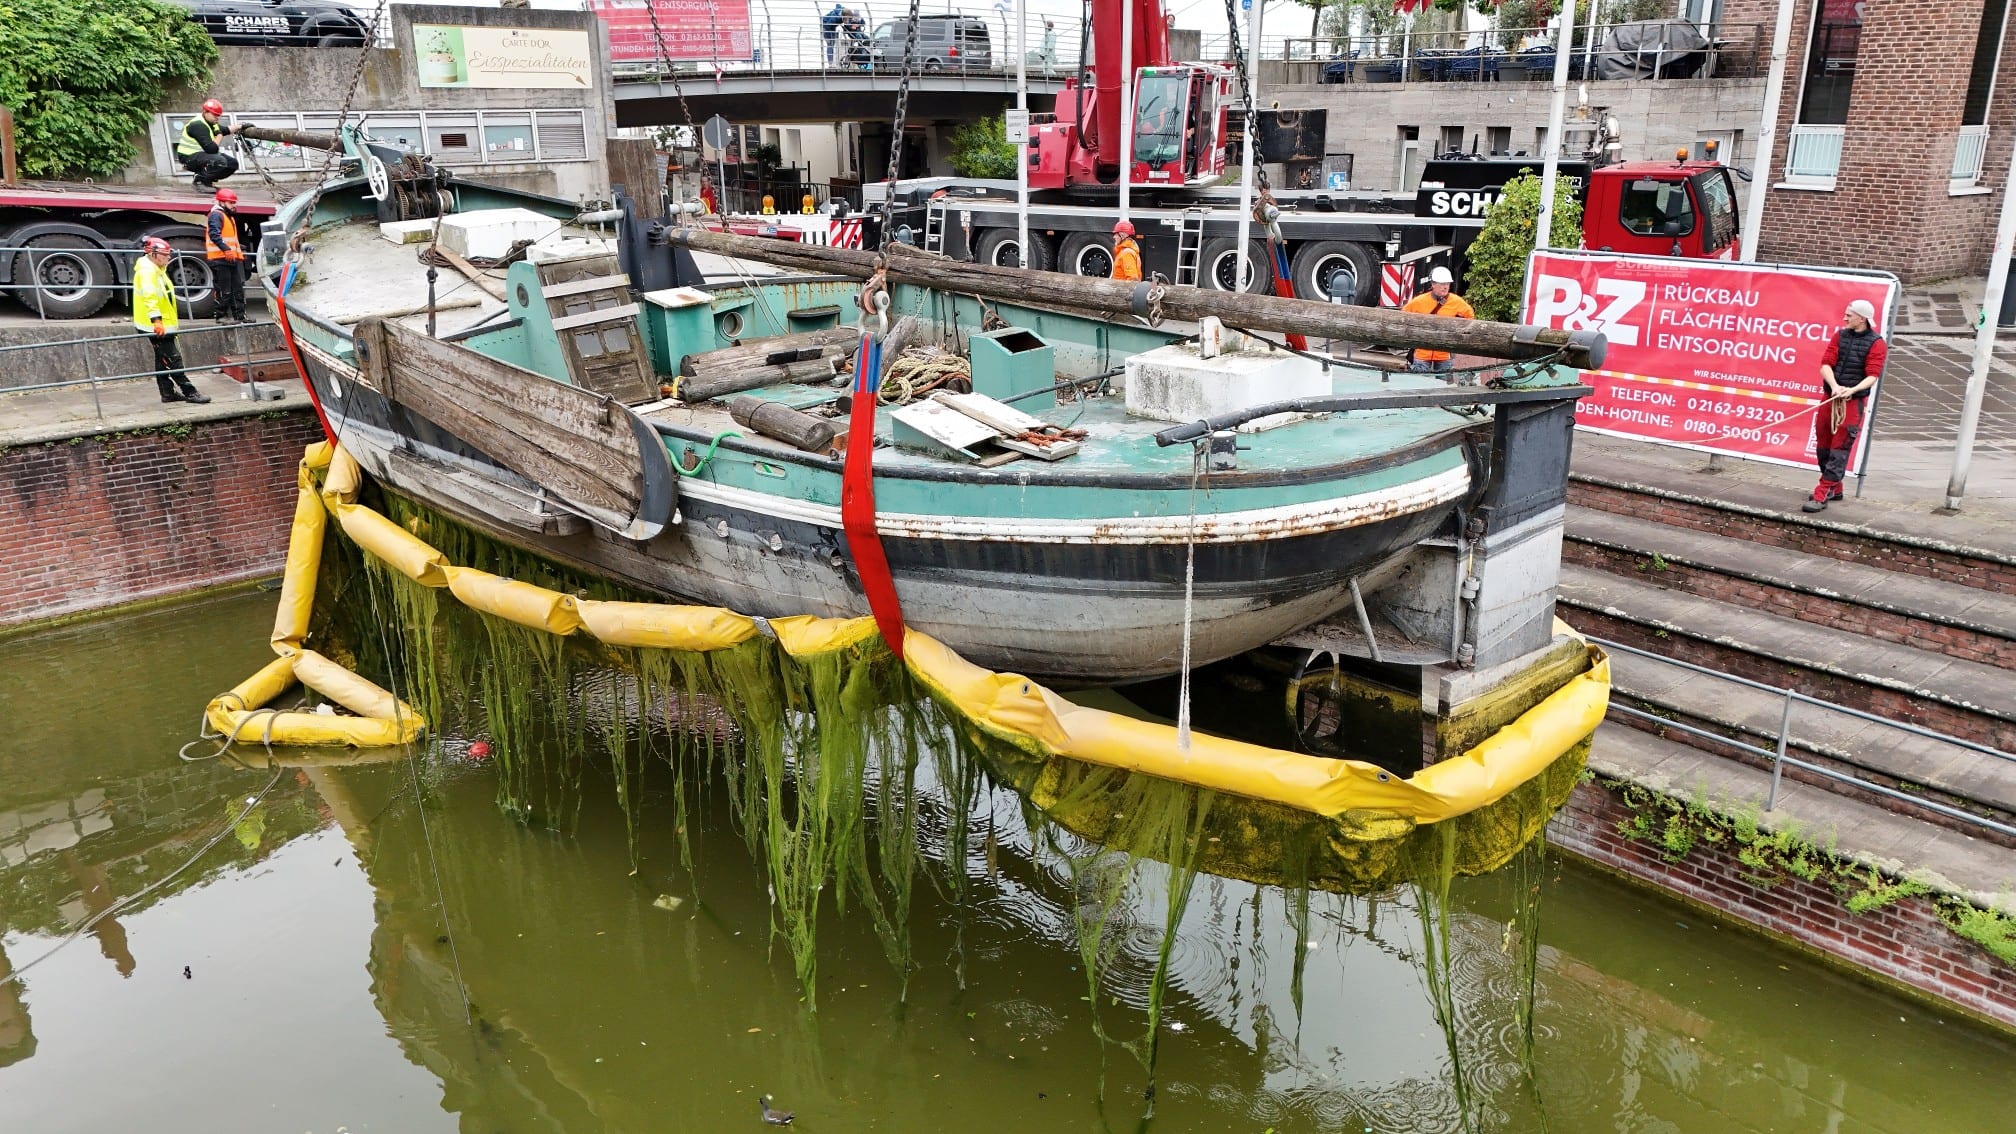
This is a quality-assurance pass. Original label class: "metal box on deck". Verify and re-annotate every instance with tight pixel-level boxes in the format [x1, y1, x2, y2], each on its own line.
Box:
[969, 327, 1055, 411]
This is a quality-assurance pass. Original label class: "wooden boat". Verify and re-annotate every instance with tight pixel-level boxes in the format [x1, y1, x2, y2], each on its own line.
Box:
[257, 132, 1598, 684]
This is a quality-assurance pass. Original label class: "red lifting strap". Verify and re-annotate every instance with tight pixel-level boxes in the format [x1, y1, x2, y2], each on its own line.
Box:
[840, 331, 906, 657]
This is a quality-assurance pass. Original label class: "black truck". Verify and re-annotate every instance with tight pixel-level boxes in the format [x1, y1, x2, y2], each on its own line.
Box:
[167, 0, 374, 47]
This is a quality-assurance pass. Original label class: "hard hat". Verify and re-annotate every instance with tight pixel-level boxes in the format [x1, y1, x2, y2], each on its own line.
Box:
[1847, 298, 1876, 321]
[1429, 266, 1454, 284]
[201, 98, 225, 116]
[142, 236, 173, 254]
[1113, 219, 1135, 236]
[214, 187, 237, 204]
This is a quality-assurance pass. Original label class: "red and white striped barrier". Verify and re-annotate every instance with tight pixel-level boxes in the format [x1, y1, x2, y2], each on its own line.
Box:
[1379, 262, 1416, 308]
[830, 217, 865, 250]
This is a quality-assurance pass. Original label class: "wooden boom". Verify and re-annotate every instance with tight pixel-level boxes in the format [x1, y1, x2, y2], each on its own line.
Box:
[667, 228, 1606, 369]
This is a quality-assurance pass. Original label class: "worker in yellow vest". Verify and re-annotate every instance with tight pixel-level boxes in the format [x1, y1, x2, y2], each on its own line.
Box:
[1110, 220, 1142, 282]
[132, 237, 210, 404]
[176, 98, 248, 189]
[206, 187, 250, 324]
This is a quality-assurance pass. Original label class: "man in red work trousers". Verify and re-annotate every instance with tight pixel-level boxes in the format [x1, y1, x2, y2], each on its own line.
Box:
[1805, 298, 1885, 513]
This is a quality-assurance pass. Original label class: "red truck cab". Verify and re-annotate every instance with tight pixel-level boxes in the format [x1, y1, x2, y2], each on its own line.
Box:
[1582, 157, 1742, 260]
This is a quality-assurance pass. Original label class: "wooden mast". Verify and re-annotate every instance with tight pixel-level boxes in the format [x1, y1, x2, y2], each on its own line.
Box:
[666, 228, 1605, 368]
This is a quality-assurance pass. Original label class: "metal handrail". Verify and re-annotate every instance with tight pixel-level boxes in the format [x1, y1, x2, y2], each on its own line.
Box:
[1590, 635, 2016, 838]
[0, 321, 280, 416]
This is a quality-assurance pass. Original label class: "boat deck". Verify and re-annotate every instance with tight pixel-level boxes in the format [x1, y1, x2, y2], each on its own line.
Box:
[291, 216, 1479, 485]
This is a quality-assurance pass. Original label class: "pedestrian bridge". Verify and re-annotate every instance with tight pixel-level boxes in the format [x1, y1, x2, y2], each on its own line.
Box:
[611, 67, 1067, 127]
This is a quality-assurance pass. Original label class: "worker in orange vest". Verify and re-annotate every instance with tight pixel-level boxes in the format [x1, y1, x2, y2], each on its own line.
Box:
[205, 187, 250, 324]
[1110, 219, 1142, 282]
[1400, 265, 1474, 374]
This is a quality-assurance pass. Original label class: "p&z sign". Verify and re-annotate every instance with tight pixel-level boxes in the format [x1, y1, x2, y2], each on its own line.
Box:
[1521, 250, 1898, 471]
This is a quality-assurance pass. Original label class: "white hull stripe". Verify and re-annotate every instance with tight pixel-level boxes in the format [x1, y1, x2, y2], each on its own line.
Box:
[301, 342, 1468, 545]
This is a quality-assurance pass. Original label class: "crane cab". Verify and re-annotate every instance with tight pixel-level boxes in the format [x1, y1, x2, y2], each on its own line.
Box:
[1127, 66, 1232, 187]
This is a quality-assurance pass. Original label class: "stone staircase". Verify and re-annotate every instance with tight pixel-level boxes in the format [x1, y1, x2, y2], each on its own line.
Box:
[1557, 453, 2016, 842]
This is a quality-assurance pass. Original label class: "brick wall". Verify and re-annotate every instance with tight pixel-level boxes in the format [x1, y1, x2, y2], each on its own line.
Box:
[1551, 778, 2016, 1031]
[0, 411, 323, 628]
[1721, 0, 2016, 281]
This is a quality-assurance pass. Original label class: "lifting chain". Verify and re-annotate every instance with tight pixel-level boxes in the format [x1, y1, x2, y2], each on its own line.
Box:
[1220, 0, 1271, 197]
[291, 0, 390, 251]
[879, 0, 927, 250]
[642, 0, 702, 135]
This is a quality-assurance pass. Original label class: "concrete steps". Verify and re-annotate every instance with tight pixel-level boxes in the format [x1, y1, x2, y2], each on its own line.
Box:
[1564, 504, 2016, 669]
[1559, 459, 2016, 837]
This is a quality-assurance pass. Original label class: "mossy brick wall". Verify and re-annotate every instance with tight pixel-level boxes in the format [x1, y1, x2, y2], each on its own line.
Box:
[1550, 778, 2016, 1033]
[0, 412, 322, 628]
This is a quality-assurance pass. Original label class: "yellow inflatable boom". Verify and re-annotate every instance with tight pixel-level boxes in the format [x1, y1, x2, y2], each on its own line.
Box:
[200, 443, 1610, 830]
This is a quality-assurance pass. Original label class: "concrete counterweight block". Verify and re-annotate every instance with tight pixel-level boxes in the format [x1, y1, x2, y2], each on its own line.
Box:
[436, 208, 564, 261]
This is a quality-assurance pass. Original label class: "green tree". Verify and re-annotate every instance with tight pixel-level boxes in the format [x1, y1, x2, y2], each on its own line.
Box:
[0, 0, 217, 179]
[948, 117, 1017, 180]
[1462, 171, 1582, 323]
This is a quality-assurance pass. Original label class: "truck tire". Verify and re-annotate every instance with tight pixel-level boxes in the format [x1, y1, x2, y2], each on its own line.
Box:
[1290, 241, 1377, 305]
[975, 227, 1054, 271]
[11, 234, 114, 319]
[1199, 237, 1268, 293]
[1057, 231, 1114, 279]
[137, 225, 220, 318]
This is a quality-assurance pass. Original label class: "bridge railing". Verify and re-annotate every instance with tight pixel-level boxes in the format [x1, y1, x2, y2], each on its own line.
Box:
[609, 5, 1085, 81]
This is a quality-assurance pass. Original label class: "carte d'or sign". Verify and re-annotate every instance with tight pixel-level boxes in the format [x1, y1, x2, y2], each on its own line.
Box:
[1522, 250, 1896, 472]
[414, 24, 594, 89]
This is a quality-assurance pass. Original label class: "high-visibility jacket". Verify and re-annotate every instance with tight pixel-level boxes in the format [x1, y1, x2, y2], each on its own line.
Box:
[176, 117, 222, 159]
[1111, 236, 1142, 282]
[206, 206, 242, 261]
[1400, 289, 1475, 362]
[131, 257, 180, 333]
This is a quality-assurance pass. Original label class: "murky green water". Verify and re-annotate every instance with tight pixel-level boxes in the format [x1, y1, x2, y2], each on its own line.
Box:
[3, 592, 2011, 1133]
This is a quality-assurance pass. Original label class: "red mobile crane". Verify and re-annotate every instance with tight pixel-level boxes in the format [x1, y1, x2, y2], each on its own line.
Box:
[1027, 0, 1236, 192]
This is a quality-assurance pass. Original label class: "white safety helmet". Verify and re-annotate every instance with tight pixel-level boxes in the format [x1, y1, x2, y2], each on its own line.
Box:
[1429, 266, 1455, 285]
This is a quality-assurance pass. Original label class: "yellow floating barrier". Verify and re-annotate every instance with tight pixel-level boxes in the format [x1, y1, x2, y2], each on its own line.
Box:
[201, 442, 1609, 833]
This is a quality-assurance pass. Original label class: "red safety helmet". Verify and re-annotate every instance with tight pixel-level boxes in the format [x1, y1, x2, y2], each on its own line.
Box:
[214, 187, 238, 204]
[201, 98, 225, 116]
[1113, 219, 1135, 237]
[142, 236, 173, 255]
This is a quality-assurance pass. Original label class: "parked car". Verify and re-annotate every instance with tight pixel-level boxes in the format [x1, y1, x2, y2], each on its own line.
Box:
[870, 15, 992, 71]
[168, 0, 374, 47]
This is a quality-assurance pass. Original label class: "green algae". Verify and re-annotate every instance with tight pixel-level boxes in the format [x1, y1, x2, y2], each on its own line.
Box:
[318, 491, 1572, 1119]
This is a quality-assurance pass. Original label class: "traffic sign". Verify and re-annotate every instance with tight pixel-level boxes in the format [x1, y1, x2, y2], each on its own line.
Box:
[702, 115, 732, 150]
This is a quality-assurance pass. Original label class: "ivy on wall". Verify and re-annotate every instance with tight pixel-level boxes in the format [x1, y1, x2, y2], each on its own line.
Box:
[0, 0, 218, 179]
[1605, 777, 2016, 968]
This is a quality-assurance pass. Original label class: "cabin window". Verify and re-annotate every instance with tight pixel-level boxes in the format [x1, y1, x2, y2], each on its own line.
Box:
[1618, 179, 1695, 237]
[481, 113, 536, 162]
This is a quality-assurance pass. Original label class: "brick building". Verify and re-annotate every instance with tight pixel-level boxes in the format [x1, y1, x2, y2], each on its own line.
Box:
[1721, 0, 2016, 281]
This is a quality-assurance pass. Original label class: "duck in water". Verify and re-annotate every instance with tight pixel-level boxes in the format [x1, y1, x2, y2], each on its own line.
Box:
[758, 1095, 794, 1126]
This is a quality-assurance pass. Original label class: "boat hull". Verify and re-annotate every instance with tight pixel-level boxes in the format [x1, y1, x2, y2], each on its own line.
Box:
[301, 349, 1460, 684]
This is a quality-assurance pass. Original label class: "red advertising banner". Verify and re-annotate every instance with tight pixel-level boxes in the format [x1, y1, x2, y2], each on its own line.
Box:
[590, 0, 754, 64]
[1522, 250, 1897, 471]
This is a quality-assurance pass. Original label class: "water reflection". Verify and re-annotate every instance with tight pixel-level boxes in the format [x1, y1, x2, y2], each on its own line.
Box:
[1, 593, 2011, 1133]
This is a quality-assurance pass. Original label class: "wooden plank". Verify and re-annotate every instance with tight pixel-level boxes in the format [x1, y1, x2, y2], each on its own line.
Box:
[434, 245, 509, 301]
[368, 318, 674, 538]
[678, 327, 861, 375]
[542, 273, 631, 299]
[551, 303, 641, 331]
[606, 137, 665, 220]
